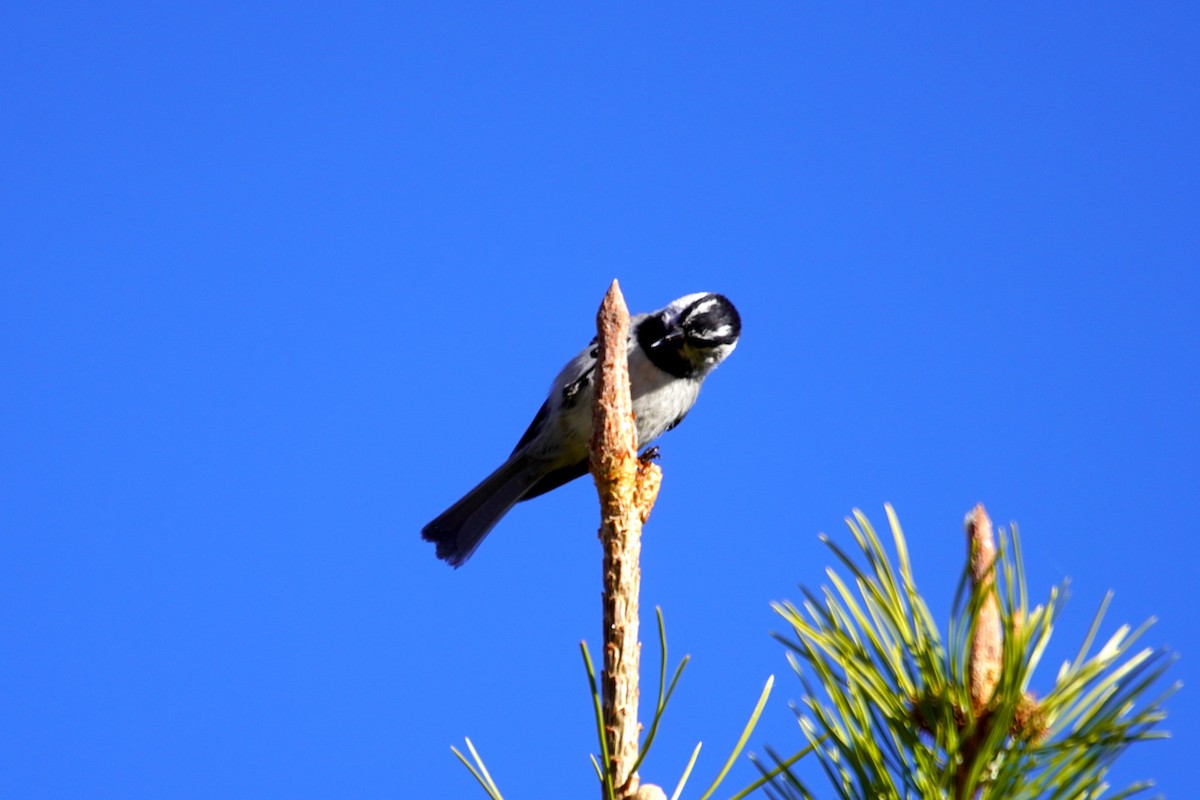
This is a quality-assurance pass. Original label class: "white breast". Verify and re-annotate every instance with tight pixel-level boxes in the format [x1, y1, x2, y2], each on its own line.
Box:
[526, 332, 702, 468]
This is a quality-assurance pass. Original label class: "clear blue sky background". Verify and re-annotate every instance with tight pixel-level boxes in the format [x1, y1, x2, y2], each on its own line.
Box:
[2, 4, 1197, 798]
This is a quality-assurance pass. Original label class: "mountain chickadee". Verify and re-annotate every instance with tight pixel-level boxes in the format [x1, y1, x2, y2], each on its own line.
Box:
[422, 292, 741, 567]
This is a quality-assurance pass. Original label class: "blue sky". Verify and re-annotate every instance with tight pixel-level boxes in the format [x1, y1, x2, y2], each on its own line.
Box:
[2, 3, 1197, 797]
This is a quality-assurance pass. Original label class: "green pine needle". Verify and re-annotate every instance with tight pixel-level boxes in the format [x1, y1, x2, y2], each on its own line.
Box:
[759, 506, 1174, 800]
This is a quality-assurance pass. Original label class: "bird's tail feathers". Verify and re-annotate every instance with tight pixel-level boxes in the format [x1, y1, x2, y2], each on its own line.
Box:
[421, 455, 539, 567]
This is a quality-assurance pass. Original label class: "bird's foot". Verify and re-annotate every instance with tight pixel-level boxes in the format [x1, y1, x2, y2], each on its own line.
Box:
[638, 446, 661, 463]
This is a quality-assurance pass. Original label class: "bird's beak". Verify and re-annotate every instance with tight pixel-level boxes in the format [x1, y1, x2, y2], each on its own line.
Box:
[652, 329, 685, 348]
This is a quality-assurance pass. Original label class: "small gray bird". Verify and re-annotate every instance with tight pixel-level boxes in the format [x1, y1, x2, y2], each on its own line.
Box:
[422, 292, 741, 567]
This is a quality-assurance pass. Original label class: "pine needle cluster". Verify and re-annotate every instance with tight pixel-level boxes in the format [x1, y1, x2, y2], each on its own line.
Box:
[757, 506, 1175, 800]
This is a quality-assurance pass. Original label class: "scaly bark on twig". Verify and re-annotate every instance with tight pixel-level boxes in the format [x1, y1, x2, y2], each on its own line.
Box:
[590, 280, 662, 799]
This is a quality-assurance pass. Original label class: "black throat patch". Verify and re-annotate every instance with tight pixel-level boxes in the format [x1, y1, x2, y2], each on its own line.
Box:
[636, 314, 696, 378]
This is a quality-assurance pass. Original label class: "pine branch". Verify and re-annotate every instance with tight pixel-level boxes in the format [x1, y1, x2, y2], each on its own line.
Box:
[590, 280, 663, 799]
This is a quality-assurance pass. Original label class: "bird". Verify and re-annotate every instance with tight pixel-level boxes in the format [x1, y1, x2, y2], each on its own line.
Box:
[421, 292, 741, 567]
